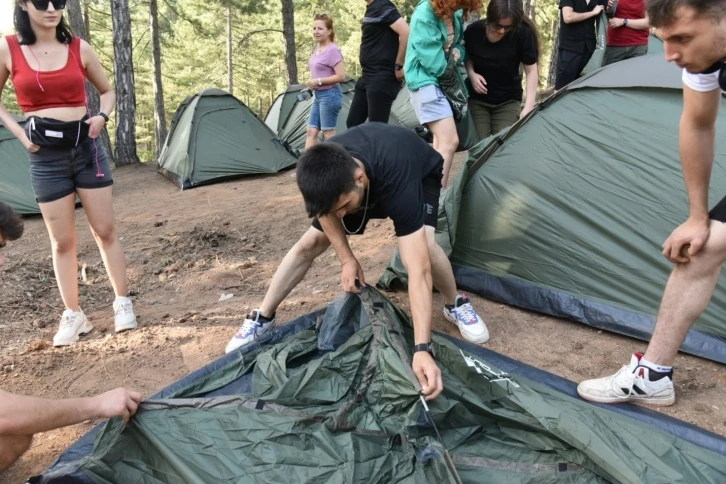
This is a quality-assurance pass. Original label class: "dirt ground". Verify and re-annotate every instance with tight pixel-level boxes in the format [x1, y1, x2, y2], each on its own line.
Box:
[1, 155, 726, 483]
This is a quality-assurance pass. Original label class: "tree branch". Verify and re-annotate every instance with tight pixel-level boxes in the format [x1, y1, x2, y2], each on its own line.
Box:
[236, 28, 284, 47]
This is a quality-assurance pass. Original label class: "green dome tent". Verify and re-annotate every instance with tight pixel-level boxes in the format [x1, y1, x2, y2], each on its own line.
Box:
[158, 89, 296, 189]
[379, 53, 726, 364]
[0, 115, 40, 215]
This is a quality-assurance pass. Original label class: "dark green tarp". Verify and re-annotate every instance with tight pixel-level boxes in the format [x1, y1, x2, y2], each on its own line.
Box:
[158, 89, 297, 189]
[378, 54, 726, 364]
[0, 116, 40, 215]
[34, 289, 726, 483]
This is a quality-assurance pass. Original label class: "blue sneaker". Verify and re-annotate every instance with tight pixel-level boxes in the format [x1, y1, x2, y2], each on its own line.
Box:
[443, 295, 489, 344]
[225, 309, 276, 353]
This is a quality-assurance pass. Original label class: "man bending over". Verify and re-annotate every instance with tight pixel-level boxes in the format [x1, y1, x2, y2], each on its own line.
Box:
[225, 122, 489, 400]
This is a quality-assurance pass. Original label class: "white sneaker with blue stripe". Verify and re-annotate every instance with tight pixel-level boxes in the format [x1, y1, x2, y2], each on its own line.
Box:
[225, 309, 276, 354]
[443, 294, 489, 344]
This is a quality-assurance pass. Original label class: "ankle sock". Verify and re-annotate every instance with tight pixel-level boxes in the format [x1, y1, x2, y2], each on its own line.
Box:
[639, 357, 672, 374]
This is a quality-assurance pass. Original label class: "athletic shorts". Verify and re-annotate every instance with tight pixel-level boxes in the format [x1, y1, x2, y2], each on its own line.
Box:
[29, 136, 113, 204]
[311, 167, 442, 236]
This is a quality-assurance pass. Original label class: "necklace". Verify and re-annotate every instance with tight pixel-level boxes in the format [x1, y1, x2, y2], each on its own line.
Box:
[342, 186, 370, 235]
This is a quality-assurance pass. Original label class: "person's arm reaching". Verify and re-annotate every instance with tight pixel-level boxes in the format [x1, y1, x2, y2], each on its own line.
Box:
[521, 63, 538, 118]
[562, 5, 604, 23]
[397, 227, 443, 400]
[0, 387, 142, 436]
[80, 40, 116, 139]
[662, 82, 721, 263]
[391, 18, 410, 81]
[318, 214, 366, 293]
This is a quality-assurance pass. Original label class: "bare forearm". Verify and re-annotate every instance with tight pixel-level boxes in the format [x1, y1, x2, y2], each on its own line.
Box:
[408, 268, 433, 345]
[626, 18, 649, 29]
[320, 73, 346, 85]
[0, 102, 29, 143]
[0, 392, 96, 435]
[680, 118, 715, 219]
[396, 32, 409, 65]
[523, 64, 538, 109]
[99, 90, 115, 116]
[564, 10, 597, 23]
[318, 216, 356, 262]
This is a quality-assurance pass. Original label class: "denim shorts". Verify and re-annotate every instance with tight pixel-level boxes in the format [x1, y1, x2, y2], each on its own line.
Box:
[308, 85, 343, 131]
[28, 136, 114, 204]
[409, 84, 453, 124]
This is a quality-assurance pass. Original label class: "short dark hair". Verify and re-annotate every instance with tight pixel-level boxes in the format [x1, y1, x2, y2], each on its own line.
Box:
[296, 143, 359, 218]
[14, 3, 73, 45]
[0, 202, 24, 241]
[647, 0, 726, 28]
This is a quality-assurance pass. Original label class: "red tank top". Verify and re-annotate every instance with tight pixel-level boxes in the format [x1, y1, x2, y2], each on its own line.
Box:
[5, 35, 86, 113]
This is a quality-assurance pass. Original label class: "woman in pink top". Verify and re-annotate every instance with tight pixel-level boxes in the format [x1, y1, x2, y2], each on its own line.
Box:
[305, 13, 346, 149]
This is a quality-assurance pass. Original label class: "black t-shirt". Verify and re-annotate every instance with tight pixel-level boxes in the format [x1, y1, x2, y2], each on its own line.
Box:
[329, 122, 443, 237]
[463, 20, 538, 105]
[359, 0, 402, 80]
[558, 0, 606, 53]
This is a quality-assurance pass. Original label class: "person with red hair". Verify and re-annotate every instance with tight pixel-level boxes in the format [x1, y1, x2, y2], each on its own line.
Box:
[404, 0, 482, 188]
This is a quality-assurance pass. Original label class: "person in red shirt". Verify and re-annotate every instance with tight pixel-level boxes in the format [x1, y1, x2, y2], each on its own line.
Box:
[603, 0, 651, 65]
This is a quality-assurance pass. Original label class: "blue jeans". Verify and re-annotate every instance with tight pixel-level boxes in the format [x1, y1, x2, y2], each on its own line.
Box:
[308, 85, 343, 131]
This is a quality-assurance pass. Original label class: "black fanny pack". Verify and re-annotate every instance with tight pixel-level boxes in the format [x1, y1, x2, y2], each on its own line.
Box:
[26, 115, 90, 149]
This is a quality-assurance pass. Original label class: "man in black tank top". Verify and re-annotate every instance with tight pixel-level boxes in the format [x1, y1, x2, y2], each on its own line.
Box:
[225, 123, 490, 401]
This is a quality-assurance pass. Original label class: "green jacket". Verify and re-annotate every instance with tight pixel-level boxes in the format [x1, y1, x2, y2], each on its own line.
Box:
[403, 0, 467, 91]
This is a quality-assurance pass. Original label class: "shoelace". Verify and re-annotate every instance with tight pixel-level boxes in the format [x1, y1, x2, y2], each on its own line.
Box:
[114, 302, 133, 316]
[59, 313, 75, 329]
[610, 366, 643, 400]
[454, 302, 478, 324]
[236, 318, 260, 338]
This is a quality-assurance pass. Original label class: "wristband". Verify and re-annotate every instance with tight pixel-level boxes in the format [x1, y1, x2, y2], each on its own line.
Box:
[98, 112, 109, 124]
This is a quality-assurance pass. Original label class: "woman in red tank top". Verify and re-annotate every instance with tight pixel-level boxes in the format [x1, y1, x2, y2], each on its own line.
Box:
[0, 0, 137, 346]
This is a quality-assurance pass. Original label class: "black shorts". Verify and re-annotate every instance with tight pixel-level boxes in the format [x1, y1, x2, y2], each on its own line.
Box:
[311, 168, 442, 236]
[710, 195, 726, 222]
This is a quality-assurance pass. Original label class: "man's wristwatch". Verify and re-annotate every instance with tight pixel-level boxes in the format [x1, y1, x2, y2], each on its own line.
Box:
[395, 63, 403, 71]
[98, 112, 109, 125]
[414, 343, 434, 357]
[623, 18, 628, 26]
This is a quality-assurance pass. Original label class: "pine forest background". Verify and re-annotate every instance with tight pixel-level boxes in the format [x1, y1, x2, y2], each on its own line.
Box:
[0, 0, 563, 164]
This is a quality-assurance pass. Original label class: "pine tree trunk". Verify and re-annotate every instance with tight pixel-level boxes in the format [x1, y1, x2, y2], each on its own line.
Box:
[227, 4, 234, 94]
[281, 0, 298, 85]
[66, 0, 114, 163]
[149, 0, 167, 159]
[83, 0, 90, 42]
[548, 19, 560, 88]
[110, 0, 140, 165]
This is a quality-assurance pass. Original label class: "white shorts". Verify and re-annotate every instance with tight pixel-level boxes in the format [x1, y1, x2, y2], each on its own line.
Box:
[409, 84, 453, 124]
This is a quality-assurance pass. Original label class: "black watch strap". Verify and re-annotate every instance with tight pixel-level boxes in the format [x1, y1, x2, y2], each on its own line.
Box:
[98, 112, 109, 124]
[395, 63, 403, 71]
[414, 343, 434, 356]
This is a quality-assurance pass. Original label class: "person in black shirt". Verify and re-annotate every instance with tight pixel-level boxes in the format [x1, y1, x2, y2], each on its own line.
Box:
[346, 0, 410, 128]
[464, 0, 540, 139]
[224, 123, 490, 400]
[555, 0, 606, 90]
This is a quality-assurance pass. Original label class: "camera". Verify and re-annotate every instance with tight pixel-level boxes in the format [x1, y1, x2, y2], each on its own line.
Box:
[296, 89, 312, 102]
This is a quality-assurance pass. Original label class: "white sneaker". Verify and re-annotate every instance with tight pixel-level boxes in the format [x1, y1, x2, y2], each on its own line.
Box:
[114, 296, 137, 333]
[53, 309, 94, 346]
[577, 353, 676, 406]
[443, 294, 490, 344]
[225, 310, 276, 354]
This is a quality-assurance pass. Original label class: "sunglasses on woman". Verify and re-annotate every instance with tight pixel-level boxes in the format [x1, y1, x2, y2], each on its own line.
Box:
[314, 13, 329, 19]
[28, 0, 67, 11]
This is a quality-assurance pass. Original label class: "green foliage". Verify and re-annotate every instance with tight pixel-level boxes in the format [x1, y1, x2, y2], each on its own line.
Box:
[1, 0, 562, 163]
